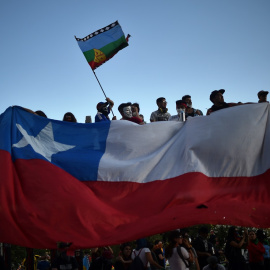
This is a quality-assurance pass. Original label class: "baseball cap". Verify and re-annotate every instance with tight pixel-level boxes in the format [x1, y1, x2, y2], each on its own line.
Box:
[96, 102, 108, 110]
[257, 90, 269, 98]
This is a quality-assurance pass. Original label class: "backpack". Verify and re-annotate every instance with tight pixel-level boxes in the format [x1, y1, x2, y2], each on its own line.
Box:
[177, 246, 190, 268]
[129, 249, 146, 270]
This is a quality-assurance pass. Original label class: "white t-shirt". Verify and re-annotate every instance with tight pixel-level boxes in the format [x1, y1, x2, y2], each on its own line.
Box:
[168, 246, 189, 270]
[131, 248, 151, 268]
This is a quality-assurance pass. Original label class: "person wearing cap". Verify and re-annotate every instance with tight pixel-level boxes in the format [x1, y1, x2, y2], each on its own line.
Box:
[206, 89, 242, 115]
[182, 95, 203, 117]
[52, 242, 78, 270]
[257, 90, 269, 103]
[202, 256, 225, 270]
[169, 100, 187, 122]
[95, 97, 116, 122]
[150, 97, 171, 122]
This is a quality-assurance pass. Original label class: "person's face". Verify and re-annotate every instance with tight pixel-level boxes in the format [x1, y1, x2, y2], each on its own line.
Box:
[123, 106, 132, 118]
[213, 92, 224, 104]
[259, 95, 267, 102]
[123, 246, 131, 257]
[65, 116, 72, 122]
[158, 99, 167, 109]
[184, 98, 192, 107]
[176, 236, 183, 244]
[101, 105, 108, 112]
[158, 241, 163, 248]
[249, 232, 256, 240]
[182, 238, 189, 247]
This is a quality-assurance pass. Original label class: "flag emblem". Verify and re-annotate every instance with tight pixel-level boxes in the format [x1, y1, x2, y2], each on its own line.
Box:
[93, 49, 106, 64]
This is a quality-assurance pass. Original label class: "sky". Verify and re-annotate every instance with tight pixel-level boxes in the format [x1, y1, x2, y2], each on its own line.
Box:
[1, 0, 270, 123]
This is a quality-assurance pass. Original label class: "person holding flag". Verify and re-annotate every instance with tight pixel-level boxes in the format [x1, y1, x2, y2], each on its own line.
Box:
[95, 97, 116, 122]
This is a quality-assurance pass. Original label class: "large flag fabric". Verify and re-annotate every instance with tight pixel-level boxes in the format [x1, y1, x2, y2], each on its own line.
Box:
[0, 104, 270, 249]
[75, 21, 129, 70]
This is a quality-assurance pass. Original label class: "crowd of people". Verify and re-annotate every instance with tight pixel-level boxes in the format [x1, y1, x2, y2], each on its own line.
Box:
[24, 89, 269, 125]
[12, 226, 270, 270]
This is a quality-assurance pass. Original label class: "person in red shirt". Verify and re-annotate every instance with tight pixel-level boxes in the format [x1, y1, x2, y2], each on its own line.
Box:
[248, 230, 265, 270]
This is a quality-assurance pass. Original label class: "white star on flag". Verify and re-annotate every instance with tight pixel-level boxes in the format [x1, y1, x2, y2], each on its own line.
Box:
[12, 122, 75, 162]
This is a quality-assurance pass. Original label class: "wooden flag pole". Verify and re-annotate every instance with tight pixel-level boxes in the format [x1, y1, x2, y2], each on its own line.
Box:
[92, 70, 115, 117]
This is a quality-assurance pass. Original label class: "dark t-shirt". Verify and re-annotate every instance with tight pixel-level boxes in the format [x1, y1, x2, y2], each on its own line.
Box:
[37, 260, 50, 270]
[193, 237, 212, 269]
[207, 102, 236, 115]
[154, 248, 165, 267]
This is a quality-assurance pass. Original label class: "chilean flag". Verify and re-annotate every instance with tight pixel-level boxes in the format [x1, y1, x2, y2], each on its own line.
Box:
[0, 104, 270, 249]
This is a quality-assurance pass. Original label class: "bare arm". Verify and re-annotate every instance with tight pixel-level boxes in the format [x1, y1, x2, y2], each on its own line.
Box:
[195, 257, 200, 270]
[230, 235, 246, 249]
[196, 251, 211, 257]
[106, 97, 114, 108]
[145, 252, 163, 269]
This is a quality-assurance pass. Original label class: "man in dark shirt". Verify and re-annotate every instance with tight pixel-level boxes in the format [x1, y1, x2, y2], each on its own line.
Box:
[154, 240, 165, 268]
[193, 226, 213, 269]
[206, 89, 241, 115]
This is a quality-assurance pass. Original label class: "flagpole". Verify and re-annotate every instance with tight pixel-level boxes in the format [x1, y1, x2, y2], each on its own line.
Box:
[92, 69, 115, 117]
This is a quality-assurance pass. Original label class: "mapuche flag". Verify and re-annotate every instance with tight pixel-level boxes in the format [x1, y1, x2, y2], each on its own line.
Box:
[1, 104, 270, 249]
[75, 21, 129, 70]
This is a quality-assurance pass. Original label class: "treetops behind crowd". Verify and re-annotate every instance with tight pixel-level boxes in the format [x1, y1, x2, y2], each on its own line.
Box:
[23, 89, 269, 124]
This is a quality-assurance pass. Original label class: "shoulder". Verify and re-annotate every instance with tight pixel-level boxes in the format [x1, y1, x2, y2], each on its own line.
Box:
[95, 112, 104, 122]
[150, 110, 158, 116]
[206, 108, 213, 115]
[180, 246, 189, 257]
[143, 247, 150, 253]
